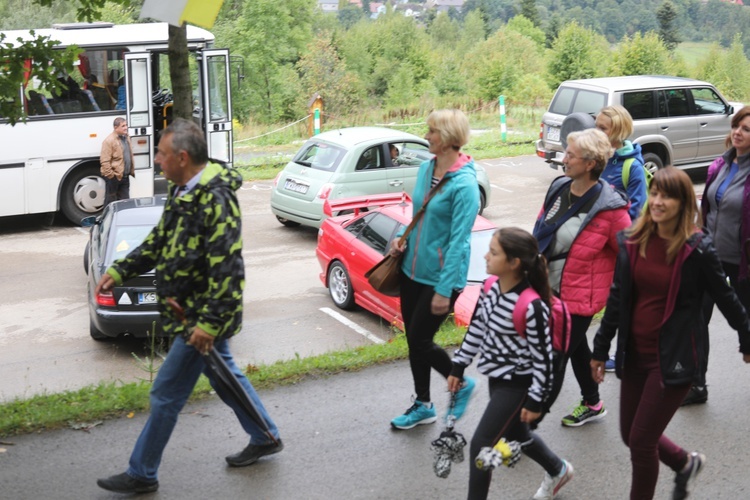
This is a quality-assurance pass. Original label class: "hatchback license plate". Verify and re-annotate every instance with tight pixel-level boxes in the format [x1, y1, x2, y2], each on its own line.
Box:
[139, 292, 157, 304]
[547, 127, 560, 142]
[284, 178, 309, 194]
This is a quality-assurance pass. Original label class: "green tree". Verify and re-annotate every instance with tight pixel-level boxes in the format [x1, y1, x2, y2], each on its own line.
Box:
[338, 12, 432, 99]
[696, 34, 750, 102]
[429, 11, 460, 47]
[506, 15, 545, 49]
[338, 4, 365, 30]
[547, 21, 609, 88]
[519, 0, 540, 27]
[214, 0, 314, 122]
[657, 0, 681, 52]
[296, 32, 363, 117]
[544, 16, 561, 49]
[609, 32, 672, 76]
[463, 28, 545, 102]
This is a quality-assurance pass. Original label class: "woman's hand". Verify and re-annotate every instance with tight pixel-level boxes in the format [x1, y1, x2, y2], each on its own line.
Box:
[447, 375, 462, 393]
[743, 353, 750, 364]
[520, 409, 541, 423]
[591, 359, 606, 384]
[389, 238, 405, 257]
[431, 293, 450, 315]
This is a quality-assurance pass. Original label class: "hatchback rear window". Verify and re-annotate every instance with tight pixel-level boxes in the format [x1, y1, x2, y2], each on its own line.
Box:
[293, 142, 346, 172]
[549, 87, 607, 116]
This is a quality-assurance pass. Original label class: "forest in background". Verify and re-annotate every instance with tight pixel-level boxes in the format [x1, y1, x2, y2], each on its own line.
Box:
[2, 0, 750, 131]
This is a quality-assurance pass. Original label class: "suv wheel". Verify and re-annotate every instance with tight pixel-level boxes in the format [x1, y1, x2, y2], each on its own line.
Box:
[642, 153, 664, 176]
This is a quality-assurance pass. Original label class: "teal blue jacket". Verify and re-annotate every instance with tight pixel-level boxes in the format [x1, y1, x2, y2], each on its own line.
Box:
[400, 153, 479, 298]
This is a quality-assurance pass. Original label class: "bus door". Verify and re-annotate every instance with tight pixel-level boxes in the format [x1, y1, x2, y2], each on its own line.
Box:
[200, 49, 233, 166]
[124, 52, 155, 197]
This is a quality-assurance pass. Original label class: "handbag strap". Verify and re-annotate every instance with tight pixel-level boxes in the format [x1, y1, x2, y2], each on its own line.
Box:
[398, 174, 451, 246]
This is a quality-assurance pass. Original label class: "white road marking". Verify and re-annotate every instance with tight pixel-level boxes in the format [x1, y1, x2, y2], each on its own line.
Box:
[319, 307, 385, 344]
[491, 184, 513, 192]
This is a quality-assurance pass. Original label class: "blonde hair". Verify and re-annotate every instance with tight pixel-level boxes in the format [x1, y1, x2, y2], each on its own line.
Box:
[426, 109, 470, 150]
[566, 128, 613, 179]
[597, 105, 634, 145]
[627, 166, 701, 263]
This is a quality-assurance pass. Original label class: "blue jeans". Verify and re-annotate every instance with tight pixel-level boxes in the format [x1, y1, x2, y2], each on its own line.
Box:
[127, 335, 280, 481]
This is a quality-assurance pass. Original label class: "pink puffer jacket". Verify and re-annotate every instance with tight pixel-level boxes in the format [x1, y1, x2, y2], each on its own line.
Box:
[538, 177, 632, 316]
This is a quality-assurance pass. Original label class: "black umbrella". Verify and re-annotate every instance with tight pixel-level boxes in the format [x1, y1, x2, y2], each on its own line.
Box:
[430, 393, 467, 479]
[167, 298, 279, 446]
[474, 438, 522, 471]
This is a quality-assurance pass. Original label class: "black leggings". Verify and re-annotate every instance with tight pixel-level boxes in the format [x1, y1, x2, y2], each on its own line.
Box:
[400, 275, 458, 402]
[567, 314, 600, 406]
[468, 377, 563, 500]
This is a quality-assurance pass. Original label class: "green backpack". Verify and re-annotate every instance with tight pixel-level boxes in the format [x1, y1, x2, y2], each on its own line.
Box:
[621, 158, 653, 191]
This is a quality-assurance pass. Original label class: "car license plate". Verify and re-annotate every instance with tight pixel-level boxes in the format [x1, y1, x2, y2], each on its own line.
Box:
[284, 178, 309, 194]
[547, 127, 560, 142]
[138, 292, 157, 304]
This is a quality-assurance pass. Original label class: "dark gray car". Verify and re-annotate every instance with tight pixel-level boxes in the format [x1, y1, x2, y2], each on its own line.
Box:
[83, 196, 167, 340]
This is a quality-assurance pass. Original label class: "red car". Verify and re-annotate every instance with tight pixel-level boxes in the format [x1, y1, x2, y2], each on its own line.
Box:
[316, 193, 496, 330]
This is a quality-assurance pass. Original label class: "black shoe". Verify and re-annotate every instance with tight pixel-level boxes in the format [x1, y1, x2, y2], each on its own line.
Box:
[680, 385, 708, 406]
[226, 439, 284, 467]
[97, 472, 159, 494]
[673, 451, 705, 500]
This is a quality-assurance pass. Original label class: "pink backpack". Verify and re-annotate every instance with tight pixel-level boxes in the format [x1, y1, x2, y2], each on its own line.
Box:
[482, 276, 571, 355]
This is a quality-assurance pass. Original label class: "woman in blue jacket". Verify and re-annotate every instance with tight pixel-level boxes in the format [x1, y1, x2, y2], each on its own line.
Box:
[596, 105, 648, 220]
[389, 109, 480, 430]
[591, 167, 750, 500]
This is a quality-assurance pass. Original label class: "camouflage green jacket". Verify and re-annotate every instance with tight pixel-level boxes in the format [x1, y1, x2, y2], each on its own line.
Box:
[107, 163, 245, 339]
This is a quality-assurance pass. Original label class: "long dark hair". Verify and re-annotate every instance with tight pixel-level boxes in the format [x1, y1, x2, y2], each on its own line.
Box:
[496, 227, 552, 305]
[627, 166, 701, 263]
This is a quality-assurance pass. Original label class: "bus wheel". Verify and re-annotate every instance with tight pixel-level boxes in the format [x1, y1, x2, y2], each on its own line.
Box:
[61, 166, 106, 225]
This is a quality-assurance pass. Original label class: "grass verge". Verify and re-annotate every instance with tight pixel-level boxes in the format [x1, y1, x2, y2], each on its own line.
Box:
[0, 322, 467, 438]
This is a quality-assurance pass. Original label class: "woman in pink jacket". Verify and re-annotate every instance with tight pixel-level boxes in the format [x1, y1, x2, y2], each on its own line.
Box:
[533, 128, 631, 427]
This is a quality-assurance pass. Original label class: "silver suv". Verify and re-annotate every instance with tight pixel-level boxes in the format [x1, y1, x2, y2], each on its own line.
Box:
[535, 75, 741, 173]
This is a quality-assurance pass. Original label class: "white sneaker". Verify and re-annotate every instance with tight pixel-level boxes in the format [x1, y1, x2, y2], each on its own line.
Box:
[533, 459, 574, 500]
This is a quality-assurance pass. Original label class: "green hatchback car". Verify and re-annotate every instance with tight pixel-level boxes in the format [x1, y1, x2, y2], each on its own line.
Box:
[270, 127, 491, 228]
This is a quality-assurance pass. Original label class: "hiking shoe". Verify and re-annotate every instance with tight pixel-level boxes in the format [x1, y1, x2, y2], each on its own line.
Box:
[673, 451, 705, 500]
[604, 355, 616, 372]
[451, 376, 476, 421]
[97, 472, 159, 494]
[680, 385, 708, 406]
[226, 439, 284, 467]
[561, 401, 607, 427]
[533, 459, 574, 499]
[391, 400, 437, 430]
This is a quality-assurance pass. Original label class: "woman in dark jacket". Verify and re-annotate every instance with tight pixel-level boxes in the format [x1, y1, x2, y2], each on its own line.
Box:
[683, 104, 750, 405]
[591, 167, 750, 500]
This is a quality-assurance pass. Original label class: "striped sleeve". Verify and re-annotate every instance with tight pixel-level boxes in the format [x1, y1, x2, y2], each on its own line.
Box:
[523, 299, 554, 411]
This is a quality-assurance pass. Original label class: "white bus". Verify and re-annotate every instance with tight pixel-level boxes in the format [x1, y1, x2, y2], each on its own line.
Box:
[0, 22, 233, 224]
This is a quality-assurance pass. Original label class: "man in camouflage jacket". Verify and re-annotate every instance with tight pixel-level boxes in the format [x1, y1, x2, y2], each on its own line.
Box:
[95, 119, 282, 495]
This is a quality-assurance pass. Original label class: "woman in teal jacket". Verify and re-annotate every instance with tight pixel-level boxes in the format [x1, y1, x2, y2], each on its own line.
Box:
[389, 109, 480, 430]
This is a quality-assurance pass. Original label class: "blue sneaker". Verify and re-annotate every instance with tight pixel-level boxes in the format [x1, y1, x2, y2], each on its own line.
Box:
[452, 376, 476, 421]
[605, 355, 616, 372]
[391, 400, 437, 430]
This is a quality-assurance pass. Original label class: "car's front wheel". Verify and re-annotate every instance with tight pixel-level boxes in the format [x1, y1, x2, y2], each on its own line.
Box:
[642, 152, 664, 176]
[478, 189, 486, 215]
[328, 261, 355, 310]
[275, 215, 301, 228]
